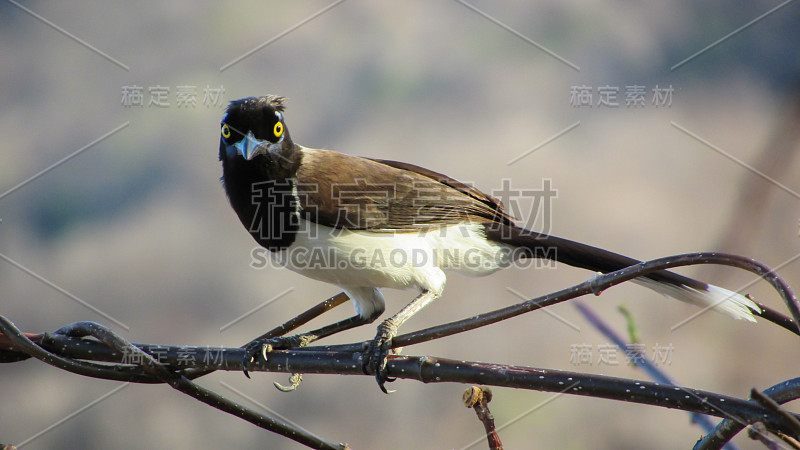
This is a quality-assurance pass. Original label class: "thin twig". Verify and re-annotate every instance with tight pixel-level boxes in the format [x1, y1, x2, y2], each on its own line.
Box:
[695, 378, 800, 449]
[325, 252, 799, 353]
[463, 386, 502, 449]
[751, 389, 800, 436]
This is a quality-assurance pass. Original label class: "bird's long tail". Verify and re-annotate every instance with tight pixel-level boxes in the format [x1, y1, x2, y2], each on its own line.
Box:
[484, 224, 760, 321]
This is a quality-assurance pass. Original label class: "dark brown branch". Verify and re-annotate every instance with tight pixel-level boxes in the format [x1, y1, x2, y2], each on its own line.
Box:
[0, 317, 346, 450]
[695, 377, 800, 449]
[5, 330, 800, 439]
[751, 388, 800, 435]
[2, 251, 798, 447]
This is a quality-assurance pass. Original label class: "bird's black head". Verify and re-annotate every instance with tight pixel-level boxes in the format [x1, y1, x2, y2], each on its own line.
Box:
[219, 95, 294, 162]
[219, 95, 301, 250]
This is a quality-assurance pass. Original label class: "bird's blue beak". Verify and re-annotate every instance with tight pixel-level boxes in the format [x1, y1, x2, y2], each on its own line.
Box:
[233, 132, 268, 160]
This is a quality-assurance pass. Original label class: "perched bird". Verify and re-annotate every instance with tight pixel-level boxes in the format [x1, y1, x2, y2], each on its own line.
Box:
[219, 95, 759, 392]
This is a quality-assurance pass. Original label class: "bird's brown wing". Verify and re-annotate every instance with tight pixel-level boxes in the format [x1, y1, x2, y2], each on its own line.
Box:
[295, 148, 516, 231]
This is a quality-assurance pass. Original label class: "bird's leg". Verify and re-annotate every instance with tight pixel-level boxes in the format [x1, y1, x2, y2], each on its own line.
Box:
[244, 314, 366, 358]
[364, 290, 440, 393]
[247, 291, 351, 344]
[261, 314, 378, 392]
[242, 298, 381, 380]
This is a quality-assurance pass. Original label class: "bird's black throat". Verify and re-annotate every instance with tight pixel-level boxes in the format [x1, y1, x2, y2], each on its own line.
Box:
[220, 144, 303, 252]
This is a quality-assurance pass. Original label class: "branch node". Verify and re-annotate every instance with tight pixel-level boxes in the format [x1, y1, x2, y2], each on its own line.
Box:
[462, 386, 502, 449]
[588, 271, 606, 296]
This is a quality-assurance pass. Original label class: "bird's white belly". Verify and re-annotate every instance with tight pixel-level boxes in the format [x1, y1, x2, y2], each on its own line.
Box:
[271, 221, 516, 293]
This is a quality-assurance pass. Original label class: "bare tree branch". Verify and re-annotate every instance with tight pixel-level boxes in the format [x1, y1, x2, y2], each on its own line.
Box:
[695, 378, 800, 450]
[0, 317, 346, 450]
[2, 251, 799, 448]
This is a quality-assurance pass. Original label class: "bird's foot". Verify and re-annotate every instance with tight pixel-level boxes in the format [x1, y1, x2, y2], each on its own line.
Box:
[362, 320, 399, 394]
[241, 335, 307, 379]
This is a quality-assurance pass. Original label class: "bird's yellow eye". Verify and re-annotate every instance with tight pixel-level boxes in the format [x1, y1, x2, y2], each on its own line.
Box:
[273, 121, 284, 138]
[221, 124, 231, 139]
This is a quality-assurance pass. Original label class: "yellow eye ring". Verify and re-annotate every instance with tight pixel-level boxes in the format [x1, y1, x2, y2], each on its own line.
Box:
[273, 121, 284, 138]
[221, 124, 231, 139]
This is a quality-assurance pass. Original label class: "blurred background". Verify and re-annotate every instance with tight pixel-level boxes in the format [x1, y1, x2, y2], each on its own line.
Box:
[1, 1, 799, 448]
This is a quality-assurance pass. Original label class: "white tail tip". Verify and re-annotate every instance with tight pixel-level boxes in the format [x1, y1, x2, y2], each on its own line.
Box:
[636, 279, 760, 322]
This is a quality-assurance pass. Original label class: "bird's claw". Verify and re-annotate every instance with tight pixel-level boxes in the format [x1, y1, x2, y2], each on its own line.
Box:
[363, 321, 398, 394]
[274, 373, 303, 392]
[241, 336, 301, 378]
